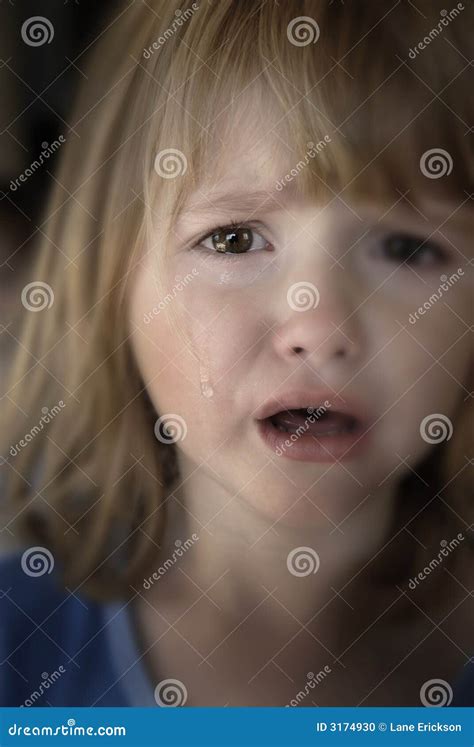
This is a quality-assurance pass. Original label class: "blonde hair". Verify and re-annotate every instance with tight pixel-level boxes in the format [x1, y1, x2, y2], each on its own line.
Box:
[2, 0, 472, 599]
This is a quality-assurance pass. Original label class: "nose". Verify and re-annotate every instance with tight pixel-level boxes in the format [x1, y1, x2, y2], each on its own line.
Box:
[272, 273, 362, 371]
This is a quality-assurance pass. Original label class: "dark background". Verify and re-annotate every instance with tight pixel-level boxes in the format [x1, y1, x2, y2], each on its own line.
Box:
[0, 0, 115, 361]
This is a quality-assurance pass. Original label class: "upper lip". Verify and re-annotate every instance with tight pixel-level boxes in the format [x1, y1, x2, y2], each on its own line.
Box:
[254, 389, 368, 423]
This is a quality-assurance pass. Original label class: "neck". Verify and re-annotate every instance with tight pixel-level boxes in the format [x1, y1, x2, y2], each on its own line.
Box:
[153, 454, 397, 627]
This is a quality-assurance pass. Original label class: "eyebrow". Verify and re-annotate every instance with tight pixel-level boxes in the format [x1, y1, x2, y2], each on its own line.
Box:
[177, 186, 300, 220]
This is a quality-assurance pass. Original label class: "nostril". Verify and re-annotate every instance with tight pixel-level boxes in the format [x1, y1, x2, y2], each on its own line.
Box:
[291, 344, 347, 358]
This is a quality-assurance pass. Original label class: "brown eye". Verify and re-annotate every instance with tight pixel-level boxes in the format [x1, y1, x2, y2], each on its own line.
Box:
[196, 223, 269, 255]
[212, 226, 253, 253]
[382, 233, 446, 266]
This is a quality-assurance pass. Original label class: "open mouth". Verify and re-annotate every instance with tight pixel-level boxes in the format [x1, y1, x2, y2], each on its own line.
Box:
[266, 407, 360, 437]
[255, 396, 370, 463]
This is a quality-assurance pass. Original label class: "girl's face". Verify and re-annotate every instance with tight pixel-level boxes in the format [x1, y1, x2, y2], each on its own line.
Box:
[128, 139, 472, 529]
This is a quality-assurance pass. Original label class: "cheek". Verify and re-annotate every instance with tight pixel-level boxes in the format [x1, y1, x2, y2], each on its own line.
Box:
[127, 258, 263, 453]
[366, 273, 472, 387]
[371, 306, 471, 462]
[166, 252, 270, 391]
[398, 289, 472, 387]
[178, 281, 265, 405]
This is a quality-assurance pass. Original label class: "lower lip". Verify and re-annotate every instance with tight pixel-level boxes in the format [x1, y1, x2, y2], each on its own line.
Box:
[255, 417, 372, 463]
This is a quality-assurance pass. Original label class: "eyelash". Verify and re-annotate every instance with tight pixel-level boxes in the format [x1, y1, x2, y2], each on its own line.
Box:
[190, 222, 448, 267]
[191, 221, 271, 256]
[376, 233, 448, 267]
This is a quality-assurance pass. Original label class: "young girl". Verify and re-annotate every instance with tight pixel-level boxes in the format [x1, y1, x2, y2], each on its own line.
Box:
[1, 0, 472, 708]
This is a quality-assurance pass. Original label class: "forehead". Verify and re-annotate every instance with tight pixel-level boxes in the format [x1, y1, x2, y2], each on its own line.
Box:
[202, 130, 295, 192]
[177, 139, 306, 224]
[194, 79, 305, 178]
[178, 81, 344, 211]
[175, 84, 473, 231]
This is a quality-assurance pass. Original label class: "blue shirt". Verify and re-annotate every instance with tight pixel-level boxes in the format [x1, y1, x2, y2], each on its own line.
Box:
[0, 550, 156, 706]
[0, 550, 472, 707]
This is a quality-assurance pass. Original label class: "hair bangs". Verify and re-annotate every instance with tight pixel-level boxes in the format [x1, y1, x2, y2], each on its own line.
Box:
[142, 0, 472, 240]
